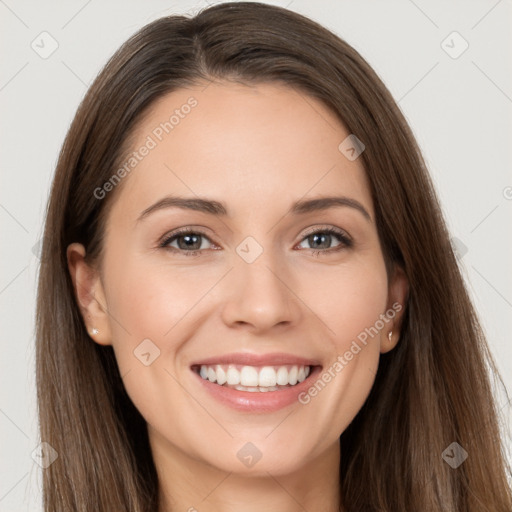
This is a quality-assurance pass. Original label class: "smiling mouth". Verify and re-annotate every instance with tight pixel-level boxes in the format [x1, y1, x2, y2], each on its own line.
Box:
[192, 364, 316, 392]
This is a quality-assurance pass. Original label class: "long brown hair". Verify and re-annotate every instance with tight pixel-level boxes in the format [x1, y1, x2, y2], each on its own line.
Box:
[36, 2, 512, 510]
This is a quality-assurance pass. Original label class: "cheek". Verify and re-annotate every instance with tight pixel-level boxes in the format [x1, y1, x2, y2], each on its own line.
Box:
[102, 255, 227, 382]
[300, 257, 388, 349]
[295, 258, 388, 432]
[101, 259, 205, 428]
[105, 257, 213, 339]
[334, 270, 388, 349]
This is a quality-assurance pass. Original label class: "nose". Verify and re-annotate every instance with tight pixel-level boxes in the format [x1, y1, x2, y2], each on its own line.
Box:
[220, 250, 303, 333]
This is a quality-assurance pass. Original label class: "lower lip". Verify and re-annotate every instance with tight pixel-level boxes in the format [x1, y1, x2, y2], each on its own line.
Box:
[192, 366, 322, 413]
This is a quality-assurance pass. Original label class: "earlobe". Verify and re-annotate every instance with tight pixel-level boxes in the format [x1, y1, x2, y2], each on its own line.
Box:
[66, 243, 112, 346]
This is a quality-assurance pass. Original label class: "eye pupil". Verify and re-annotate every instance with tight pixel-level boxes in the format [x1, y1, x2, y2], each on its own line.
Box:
[178, 234, 201, 250]
[309, 233, 331, 249]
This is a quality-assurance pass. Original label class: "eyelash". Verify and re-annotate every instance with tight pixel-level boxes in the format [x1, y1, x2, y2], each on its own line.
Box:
[158, 226, 353, 258]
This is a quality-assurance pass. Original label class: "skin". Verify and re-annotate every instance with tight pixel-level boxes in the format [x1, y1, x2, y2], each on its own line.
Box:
[68, 81, 408, 512]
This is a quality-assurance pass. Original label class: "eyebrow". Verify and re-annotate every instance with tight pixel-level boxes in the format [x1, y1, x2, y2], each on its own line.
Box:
[137, 195, 372, 222]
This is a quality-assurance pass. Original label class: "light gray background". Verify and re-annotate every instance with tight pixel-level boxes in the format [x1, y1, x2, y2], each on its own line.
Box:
[1, 0, 511, 509]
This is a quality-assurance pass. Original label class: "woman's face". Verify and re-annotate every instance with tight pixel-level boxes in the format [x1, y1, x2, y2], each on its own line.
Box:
[70, 81, 406, 477]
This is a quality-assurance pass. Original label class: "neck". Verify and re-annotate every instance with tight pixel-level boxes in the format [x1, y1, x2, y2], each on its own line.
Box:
[150, 427, 341, 512]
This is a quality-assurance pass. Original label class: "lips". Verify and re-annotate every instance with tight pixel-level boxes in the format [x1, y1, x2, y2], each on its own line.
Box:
[190, 352, 322, 412]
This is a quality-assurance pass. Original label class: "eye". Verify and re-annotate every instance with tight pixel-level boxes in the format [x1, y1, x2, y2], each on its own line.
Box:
[159, 228, 215, 256]
[296, 227, 352, 256]
[159, 226, 352, 257]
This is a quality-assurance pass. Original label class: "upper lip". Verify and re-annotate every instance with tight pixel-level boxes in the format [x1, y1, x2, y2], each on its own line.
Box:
[190, 352, 321, 367]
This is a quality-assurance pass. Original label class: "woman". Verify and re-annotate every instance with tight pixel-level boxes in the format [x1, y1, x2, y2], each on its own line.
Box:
[35, 2, 512, 510]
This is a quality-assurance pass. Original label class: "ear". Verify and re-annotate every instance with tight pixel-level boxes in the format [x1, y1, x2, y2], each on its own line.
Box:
[66, 243, 112, 346]
[380, 265, 408, 354]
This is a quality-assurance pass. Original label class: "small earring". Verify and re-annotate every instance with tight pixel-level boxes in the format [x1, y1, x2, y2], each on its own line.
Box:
[388, 330, 393, 341]
[91, 328, 99, 335]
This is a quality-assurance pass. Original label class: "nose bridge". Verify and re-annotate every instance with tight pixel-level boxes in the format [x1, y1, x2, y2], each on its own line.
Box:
[220, 237, 301, 330]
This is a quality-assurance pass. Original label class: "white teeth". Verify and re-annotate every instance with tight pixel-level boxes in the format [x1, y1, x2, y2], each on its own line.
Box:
[288, 366, 298, 385]
[240, 366, 259, 386]
[234, 385, 278, 392]
[198, 363, 313, 390]
[258, 366, 277, 387]
[235, 385, 256, 392]
[216, 365, 227, 385]
[276, 366, 289, 385]
[207, 367, 216, 382]
[226, 366, 240, 385]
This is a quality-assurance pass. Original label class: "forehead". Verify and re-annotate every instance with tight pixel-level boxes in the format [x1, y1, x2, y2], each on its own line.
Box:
[109, 81, 373, 223]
